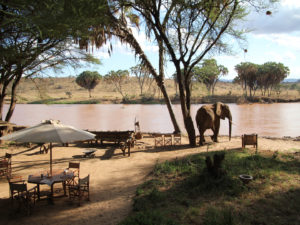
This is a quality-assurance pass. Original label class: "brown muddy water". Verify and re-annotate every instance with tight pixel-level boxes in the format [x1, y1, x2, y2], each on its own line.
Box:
[4, 103, 300, 138]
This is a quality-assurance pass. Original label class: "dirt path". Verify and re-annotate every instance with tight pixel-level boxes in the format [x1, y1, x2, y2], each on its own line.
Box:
[0, 136, 299, 225]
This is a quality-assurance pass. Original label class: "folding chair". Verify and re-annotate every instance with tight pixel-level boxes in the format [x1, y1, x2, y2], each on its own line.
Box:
[0, 153, 11, 178]
[65, 162, 80, 192]
[69, 174, 90, 205]
[9, 182, 37, 215]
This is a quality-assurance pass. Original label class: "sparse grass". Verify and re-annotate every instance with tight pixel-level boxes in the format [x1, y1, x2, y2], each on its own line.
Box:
[119, 149, 300, 225]
[13, 77, 300, 104]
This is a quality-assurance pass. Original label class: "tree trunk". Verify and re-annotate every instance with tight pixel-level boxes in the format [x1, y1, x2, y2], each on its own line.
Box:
[160, 82, 181, 133]
[0, 80, 10, 121]
[176, 66, 196, 146]
[5, 73, 22, 122]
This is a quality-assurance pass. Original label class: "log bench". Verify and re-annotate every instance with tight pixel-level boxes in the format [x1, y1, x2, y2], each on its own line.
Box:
[89, 131, 135, 156]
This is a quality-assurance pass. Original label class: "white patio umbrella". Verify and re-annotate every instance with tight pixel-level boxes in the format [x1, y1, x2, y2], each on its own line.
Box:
[0, 119, 95, 176]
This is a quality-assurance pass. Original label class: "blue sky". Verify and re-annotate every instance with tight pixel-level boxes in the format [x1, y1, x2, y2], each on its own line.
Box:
[60, 0, 300, 80]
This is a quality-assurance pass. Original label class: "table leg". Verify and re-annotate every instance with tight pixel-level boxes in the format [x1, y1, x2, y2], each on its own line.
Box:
[63, 181, 67, 196]
[37, 184, 40, 200]
[46, 184, 54, 204]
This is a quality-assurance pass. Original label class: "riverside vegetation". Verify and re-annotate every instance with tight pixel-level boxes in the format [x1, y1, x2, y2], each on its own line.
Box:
[11, 77, 300, 105]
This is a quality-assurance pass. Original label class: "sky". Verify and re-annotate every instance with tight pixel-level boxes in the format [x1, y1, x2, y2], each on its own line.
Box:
[59, 0, 300, 80]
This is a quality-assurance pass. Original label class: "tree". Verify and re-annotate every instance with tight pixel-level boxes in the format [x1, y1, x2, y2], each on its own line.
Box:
[234, 62, 259, 97]
[0, 0, 100, 123]
[130, 64, 152, 96]
[76, 71, 102, 98]
[257, 62, 289, 96]
[104, 70, 129, 100]
[73, 1, 181, 134]
[194, 59, 228, 95]
[122, 0, 274, 146]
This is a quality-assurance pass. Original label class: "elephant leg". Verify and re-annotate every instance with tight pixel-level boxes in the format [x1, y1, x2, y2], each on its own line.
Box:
[213, 119, 220, 142]
[199, 129, 205, 146]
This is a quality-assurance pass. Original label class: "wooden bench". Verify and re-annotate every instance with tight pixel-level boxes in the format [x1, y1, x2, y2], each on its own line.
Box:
[89, 131, 135, 156]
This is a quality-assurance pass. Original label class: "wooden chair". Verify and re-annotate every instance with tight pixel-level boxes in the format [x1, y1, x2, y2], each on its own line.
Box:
[68, 174, 90, 205]
[0, 153, 12, 178]
[173, 134, 181, 146]
[65, 162, 80, 190]
[39, 143, 49, 154]
[242, 134, 258, 152]
[154, 134, 164, 147]
[9, 182, 38, 215]
[164, 134, 173, 146]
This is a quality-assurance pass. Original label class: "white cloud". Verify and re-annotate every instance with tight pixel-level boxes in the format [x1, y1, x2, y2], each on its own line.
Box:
[254, 33, 300, 51]
[282, 0, 300, 8]
[244, 1, 300, 34]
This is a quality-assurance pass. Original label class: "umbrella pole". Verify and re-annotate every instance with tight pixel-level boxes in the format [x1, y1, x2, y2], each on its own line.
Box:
[50, 142, 52, 177]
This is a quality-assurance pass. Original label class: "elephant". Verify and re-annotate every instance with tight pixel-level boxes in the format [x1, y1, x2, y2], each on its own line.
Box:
[195, 102, 232, 146]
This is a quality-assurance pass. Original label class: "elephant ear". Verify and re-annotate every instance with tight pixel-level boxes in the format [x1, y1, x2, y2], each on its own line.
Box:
[215, 102, 222, 117]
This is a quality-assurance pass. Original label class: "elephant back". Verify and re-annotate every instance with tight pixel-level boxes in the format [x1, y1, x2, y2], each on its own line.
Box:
[196, 105, 214, 127]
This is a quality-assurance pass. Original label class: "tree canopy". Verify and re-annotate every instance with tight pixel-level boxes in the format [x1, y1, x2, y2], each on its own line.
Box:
[234, 62, 289, 97]
[194, 59, 228, 95]
[104, 70, 129, 100]
[119, 0, 276, 146]
[0, 0, 100, 122]
[76, 71, 102, 98]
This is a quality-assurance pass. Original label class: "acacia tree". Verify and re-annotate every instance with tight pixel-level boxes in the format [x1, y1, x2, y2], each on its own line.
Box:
[104, 70, 129, 99]
[72, 1, 181, 133]
[257, 62, 289, 96]
[130, 64, 152, 96]
[0, 0, 99, 122]
[194, 59, 228, 95]
[234, 62, 259, 97]
[121, 0, 275, 146]
[76, 71, 102, 98]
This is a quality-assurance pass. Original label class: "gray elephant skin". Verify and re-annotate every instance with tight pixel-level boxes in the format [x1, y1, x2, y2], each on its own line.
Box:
[195, 102, 232, 146]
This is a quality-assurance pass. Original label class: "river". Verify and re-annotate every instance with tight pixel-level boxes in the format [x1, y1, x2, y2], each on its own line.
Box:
[4, 103, 300, 138]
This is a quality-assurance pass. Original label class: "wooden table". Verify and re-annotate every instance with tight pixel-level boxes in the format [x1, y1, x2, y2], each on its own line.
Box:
[89, 130, 135, 156]
[28, 169, 74, 202]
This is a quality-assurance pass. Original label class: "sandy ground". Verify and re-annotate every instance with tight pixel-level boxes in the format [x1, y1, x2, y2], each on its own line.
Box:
[0, 135, 299, 225]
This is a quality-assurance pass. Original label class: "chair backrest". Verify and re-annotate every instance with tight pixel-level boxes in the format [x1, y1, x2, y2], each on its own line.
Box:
[9, 183, 27, 198]
[7, 175, 24, 183]
[69, 162, 80, 179]
[79, 174, 89, 186]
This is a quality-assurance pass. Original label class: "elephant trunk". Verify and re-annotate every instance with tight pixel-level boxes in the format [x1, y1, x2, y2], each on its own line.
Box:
[228, 112, 232, 141]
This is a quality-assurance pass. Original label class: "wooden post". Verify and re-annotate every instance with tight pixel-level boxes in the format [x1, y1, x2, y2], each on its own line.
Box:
[50, 142, 52, 177]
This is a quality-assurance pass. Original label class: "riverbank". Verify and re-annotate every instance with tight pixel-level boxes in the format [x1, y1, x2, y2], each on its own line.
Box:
[10, 77, 300, 104]
[14, 94, 300, 105]
[0, 135, 299, 225]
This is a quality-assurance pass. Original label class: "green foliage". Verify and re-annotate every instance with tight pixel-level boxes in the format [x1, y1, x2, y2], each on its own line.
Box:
[104, 70, 129, 98]
[234, 62, 259, 97]
[193, 59, 228, 95]
[75, 71, 102, 97]
[234, 62, 289, 97]
[0, 0, 101, 121]
[65, 91, 72, 98]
